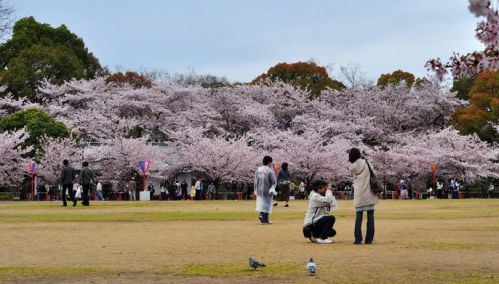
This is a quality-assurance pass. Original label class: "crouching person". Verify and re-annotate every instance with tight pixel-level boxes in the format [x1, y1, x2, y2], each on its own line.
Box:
[303, 180, 338, 244]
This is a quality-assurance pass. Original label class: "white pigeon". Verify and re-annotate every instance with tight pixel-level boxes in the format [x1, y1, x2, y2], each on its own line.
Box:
[307, 257, 316, 275]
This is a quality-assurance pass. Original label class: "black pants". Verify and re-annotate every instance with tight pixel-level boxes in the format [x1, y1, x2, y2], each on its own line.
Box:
[312, 216, 336, 239]
[82, 184, 91, 205]
[62, 184, 75, 206]
[181, 189, 187, 200]
[355, 210, 375, 244]
[259, 212, 270, 223]
[168, 190, 176, 200]
[278, 184, 290, 202]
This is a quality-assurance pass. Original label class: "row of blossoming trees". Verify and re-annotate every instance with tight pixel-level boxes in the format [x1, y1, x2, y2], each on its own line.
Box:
[0, 0, 498, 191]
[0, 77, 497, 191]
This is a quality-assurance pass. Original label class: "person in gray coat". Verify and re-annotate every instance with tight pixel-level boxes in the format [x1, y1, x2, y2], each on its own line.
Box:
[254, 155, 277, 224]
[60, 159, 76, 207]
[78, 161, 95, 206]
[348, 148, 378, 244]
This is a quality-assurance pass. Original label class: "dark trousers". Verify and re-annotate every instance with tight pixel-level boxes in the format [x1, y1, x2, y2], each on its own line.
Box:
[243, 191, 251, 200]
[259, 212, 269, 223]
[62, 184, 75, 206]
[196, 190, 202, 200]
[312, 215, 336, 239]
[355, 210, 375, 244]
[181, 189, 187, 200]
[278, 184, 290, 202]
[168, 190, 176, 200]
[82, 184, 91, 205]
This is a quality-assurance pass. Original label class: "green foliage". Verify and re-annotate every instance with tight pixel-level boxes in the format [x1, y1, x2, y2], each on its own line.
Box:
[0, 267, 110, 279]
[451, 76, 476, 100]
[377, 69, 415, 88]
[161, 263, 301, 277]
[0, 193, 14, 200]
[0, 16, 102, 101]
[253, 61, 345, 98]
[1, 45, 85, 100]
[0, 108, 74, 154]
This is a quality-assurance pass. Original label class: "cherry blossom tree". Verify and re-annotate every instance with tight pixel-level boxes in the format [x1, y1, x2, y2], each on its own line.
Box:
[84, 136, 171, 183]
[37, 79, 219, 141]
[369, 127, 499, 188]
[0, 128, 31, 186]
[0, 74, 493, 188]
[426, 0, 499, 79]
[37, 137, 82, 184]
[171, 127, 259, 184]
[319, 82, 464, 143]
[250, 126, 357, 187]
[0, 95, 40, 119]
[275, 131, 353, 186]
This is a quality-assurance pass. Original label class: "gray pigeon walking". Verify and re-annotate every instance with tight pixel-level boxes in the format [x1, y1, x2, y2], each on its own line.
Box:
[307, 258, 316, 275]
[249, 257, 266, 270]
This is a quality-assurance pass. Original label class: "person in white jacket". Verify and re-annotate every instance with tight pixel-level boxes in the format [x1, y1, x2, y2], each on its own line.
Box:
[303, 180, 338, 244]
[348, 148, 378, 245]
[96, 181, 104, 200]
[254, 155, 277, 224]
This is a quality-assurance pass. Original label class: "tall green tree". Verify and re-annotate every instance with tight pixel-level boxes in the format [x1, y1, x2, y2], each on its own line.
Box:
[451, 76, 476, 100]
[0, 17, 102, 101]
[0, 108, 75, 156]
[253, 61, 345, 98]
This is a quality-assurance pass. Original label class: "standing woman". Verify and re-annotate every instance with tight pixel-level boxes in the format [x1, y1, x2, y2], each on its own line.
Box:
[190, 183, 196, 201]
[348, 148, 378, 244]
[277, 162, 291, 207]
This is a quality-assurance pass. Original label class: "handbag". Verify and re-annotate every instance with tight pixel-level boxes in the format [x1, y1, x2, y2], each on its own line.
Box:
[75, 188, 82, 199]
[366, 160, 383, 194]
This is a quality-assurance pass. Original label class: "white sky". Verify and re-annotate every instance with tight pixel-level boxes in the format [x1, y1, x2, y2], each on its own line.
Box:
[12, 0, 484, 83]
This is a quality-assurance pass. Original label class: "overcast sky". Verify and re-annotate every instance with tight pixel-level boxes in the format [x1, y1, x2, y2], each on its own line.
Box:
[12, 0, 483, 83]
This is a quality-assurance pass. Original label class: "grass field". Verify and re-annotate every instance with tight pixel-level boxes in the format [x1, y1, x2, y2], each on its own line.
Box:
[0, 199, 498, 283]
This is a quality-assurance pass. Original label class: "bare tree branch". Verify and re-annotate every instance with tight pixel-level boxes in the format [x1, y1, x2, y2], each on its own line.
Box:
[339, 63, 372, 88]
[0, 0, 13, 39]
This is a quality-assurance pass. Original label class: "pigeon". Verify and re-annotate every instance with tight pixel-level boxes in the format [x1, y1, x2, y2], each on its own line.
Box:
[307, 258, 316, 275]
[249, 257, 266, 270]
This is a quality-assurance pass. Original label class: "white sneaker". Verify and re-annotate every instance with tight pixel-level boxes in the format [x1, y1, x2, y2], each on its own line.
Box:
[317, 238, 333, 244]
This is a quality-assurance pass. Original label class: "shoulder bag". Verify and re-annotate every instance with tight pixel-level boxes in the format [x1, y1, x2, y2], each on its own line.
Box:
[366, 160, 383, 194]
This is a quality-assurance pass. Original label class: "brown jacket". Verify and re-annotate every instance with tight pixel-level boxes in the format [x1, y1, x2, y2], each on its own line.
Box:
[128, 180, 136, 191]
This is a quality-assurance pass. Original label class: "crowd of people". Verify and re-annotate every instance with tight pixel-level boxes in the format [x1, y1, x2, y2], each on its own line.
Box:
[37, 151, 496, 246]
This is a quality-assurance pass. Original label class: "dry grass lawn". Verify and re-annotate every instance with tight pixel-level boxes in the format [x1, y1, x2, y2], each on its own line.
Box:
[0, 199, 498, 283]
